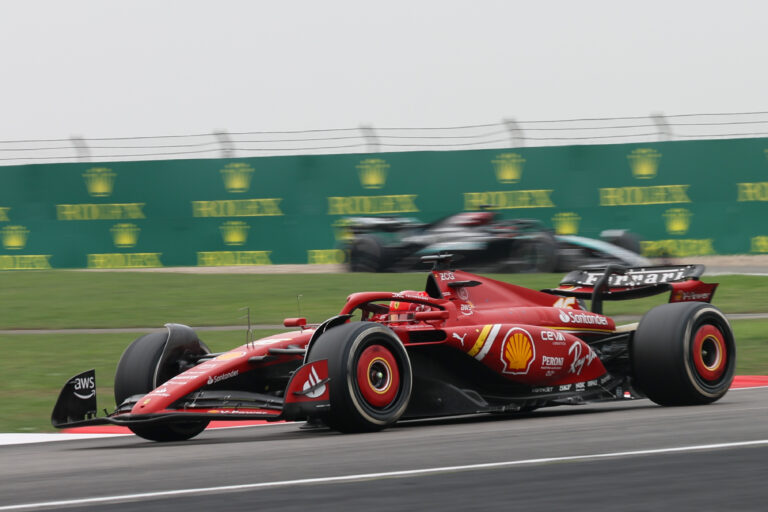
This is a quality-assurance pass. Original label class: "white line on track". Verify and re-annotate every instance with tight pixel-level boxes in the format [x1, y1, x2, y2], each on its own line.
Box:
[2, 439, 768, 511]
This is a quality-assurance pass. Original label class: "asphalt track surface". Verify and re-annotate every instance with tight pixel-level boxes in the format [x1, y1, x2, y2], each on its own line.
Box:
[1, 387, 766, 512]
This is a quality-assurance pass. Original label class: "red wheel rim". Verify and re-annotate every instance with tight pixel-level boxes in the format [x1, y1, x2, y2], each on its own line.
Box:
[692, 324, 727, 382]
[356, 344, 400, 408]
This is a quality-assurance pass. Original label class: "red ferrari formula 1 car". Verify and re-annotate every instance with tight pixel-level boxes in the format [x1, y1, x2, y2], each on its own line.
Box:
[52, 257, 735, 441]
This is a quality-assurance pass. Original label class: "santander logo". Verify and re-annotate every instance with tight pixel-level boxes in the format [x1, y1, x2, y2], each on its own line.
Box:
[559, 310, 571, 323]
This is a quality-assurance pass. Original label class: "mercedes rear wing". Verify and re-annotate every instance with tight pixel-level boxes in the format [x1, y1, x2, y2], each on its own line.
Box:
[543, 264, 717, 314]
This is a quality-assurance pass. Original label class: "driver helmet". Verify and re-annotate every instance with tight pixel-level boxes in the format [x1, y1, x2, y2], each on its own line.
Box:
[389, 291, 429, 323]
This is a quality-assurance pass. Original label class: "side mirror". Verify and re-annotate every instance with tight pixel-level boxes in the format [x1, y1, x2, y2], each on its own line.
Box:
[413, 310, 449, 321]
[283, 317, 307, 328]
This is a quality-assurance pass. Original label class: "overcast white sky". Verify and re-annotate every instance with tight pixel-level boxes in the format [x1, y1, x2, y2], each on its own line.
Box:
[1, 1, 766, 141]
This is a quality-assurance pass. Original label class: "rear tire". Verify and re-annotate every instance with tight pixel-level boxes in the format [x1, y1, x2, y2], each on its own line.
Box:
[114, 331, 209, 441]
[306, 322, 412, 432]
[632, 302, 735, 406]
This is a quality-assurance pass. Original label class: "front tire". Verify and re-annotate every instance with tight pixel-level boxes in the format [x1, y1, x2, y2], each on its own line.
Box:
[632, 302, 735, 406]
[114, 330, 210, 441]
[306, 322, 412, 432]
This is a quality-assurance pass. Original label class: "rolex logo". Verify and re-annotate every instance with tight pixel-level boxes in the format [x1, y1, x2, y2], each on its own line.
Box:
[220, 221, 249, 246]
[357, 158, 389, 189]
[1, 225, 29, 250]
[83, 168, 117, 197]
[492, 153, 525, 184]
[552, 212, 581, 235]
[664, 208, 691, 235]
[627, 148, 661, 179]
[111, 223, 140, 248]
[220, 163, 254, 193]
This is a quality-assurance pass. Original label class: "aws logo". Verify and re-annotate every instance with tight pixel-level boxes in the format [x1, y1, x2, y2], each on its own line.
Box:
[501, 327, 535, 375]
[664, 208, 692, 235]
[552, 212, 580, 235]
[111, 223, 140, 248]
[83, 167, 117, 197]
[492, 153, 525, 184]
[220, 163, 255, 193]
[627, 148, 661, 180]
[220, 220, 249, 246]
[357, 158, 389, 189]
[1, 225, 29, 250]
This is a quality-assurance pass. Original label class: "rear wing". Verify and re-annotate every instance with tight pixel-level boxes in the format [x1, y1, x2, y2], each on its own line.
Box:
[543, 264, 718, 314]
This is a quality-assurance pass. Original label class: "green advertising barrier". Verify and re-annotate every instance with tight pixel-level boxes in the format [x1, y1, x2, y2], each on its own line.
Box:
[0, 137, 767, 269]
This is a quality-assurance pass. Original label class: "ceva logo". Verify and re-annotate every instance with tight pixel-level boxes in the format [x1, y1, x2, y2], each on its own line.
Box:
[83, 167, 117, 197]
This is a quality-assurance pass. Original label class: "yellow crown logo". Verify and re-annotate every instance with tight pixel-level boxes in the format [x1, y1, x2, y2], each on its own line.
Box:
[492, 153, 525, 184]
[357, 158, 389, 189]
[552, 212, 581, 235]
[220, 221, 249, 246]
[220, 163, 255, 193]
[751, 236, 768, 253]
[664, 208, 692, 235]
[83, 168, 116, 197]
[110, 223, 140, 248]
[1, 225, 29, 250]
[627, 148, 661, 179]
[332, 218, 354, 242]
[502, 329, 534, 374]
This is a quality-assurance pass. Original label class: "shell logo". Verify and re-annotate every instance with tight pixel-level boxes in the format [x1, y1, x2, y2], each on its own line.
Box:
[501, 327, 535, 375]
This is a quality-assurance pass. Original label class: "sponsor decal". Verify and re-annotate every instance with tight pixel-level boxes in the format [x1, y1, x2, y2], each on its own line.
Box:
[220, 221, 250, 246]
[553, 296, 577, 309]
[215, 351, 247, 361]
[327, 195, 418, 215]
[540, 355, 564, 370]
[568, 342, 597, 375]
[197, 251, 272, 266]
[220, 162, 255, 193]
[83, 167, 117, 197]
[357, 158, 389, 189]
[87, 253, 162, 269]
[532, 386, 554, 393]
[552, 212, 580, 235]
[575, 382, 585, 391]
[438, 272, 455, 281]
[207, 369, 239, 385]
[452, 332, 467, 346]
[627, 148, 661, 179]
[0, 207, 10, 222]
[72, 375, 95, 400]
[501, 327, 536, 375]
[737, 182, 768, 202]
[302, 365, 327, 398]
[557, 310, 609, 327]
[460, 302, 474, 316]
[57, 203, 146, 221]
[541, 329, 566, 342]
[673, 290, 712, 302]
[307, 249, 345, 264]
[640, 239, 714, 258]
[464, 190, 555, 210]
[2, 225, 29, 250]
[558, 384, 572, 392]
[664, 208, 692, 235]
[492, 153, 525, 184]
[468, 324, 501, 361]
[599, 374, 612, 385]
[587, 379, 598, 387]
[599, 185, 690, 206]
[192, 199, 284, 217]
[111, 223, 140, 248]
